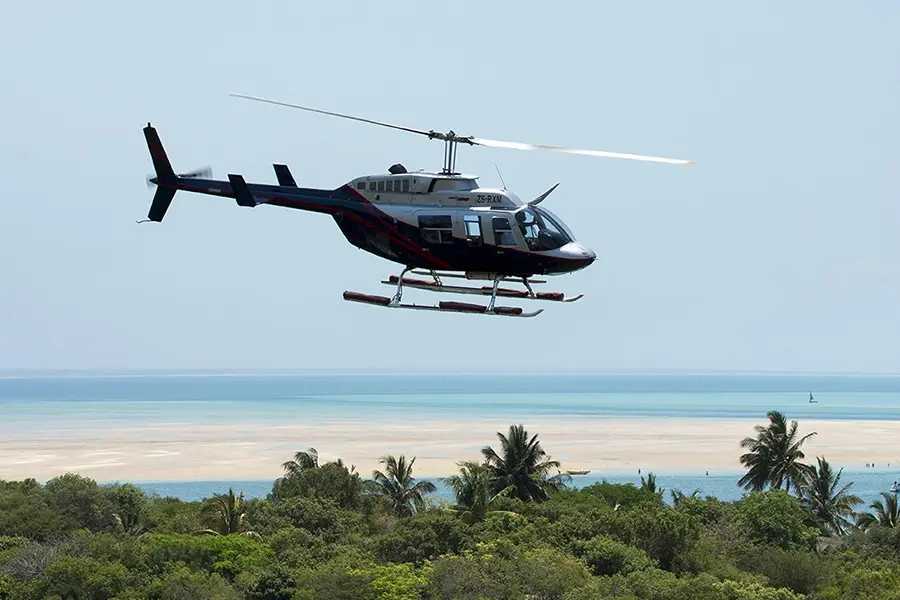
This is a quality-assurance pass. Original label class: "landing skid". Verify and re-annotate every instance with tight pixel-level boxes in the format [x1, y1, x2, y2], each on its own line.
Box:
[342, 267, 561, 317]
[381, 275, 584, 303]
[410, 269, 548, 285]
[342, 291, 543, 318]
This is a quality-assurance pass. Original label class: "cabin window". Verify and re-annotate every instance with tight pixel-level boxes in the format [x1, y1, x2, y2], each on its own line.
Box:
[377, 180, 385, 192]
[356, 182, 365, 190]
[463, 214, 482, 243]
[492, 216, 517, 247]
[402, 178, 410, 193]
[368, 181, 376, 191]
[387, 180, 394, 192]
[430, 178, 478, 192]
[418, 214, 454, 244]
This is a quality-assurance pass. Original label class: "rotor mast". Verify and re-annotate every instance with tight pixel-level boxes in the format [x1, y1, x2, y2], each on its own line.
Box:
[432, 130, 474, 174]
[442, 136, 457, 174]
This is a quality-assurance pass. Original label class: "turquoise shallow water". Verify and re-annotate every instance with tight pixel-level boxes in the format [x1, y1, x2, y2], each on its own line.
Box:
[1, 373, 900, 434]
[1, 372, 899, 503]
[134, 470, 899, 507]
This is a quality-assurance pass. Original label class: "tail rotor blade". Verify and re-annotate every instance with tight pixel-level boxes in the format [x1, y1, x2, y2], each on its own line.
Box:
[147, 166, 210, 189]
[178, 166, 213, 179]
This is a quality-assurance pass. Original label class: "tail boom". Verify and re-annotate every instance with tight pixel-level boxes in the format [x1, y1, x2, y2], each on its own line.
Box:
[142, 123, 351, 222]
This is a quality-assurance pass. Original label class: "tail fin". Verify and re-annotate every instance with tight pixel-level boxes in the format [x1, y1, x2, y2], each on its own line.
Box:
[143, 122, 178, 222]
[147, 186, 176, 223]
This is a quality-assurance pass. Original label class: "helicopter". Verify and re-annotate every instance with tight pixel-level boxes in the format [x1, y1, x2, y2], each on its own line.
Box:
[143, 93, 693, 318]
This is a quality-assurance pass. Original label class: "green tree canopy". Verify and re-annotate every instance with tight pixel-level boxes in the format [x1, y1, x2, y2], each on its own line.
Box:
[738, 411, 816, 494]
[481, 424, 570, 502]
[370, 454, 436, 518]
[797, 456, 862, 537]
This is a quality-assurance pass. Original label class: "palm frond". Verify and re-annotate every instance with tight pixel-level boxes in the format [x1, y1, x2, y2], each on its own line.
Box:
[738, 411, 816, 495]
[370, 454, 435, 517]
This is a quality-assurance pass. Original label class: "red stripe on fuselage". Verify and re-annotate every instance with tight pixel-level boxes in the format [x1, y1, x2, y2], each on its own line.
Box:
[342, 185, 452, 269]
[173, 181, 449, 269]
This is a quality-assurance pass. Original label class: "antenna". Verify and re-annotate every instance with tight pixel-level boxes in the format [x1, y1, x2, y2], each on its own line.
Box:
[494, 163, 507, 190]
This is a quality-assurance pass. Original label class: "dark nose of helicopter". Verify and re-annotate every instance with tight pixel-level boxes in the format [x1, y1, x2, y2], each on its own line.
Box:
[555, 241, 595, 272]
[578, 243, 596, 262]
[574, 242, 596, 267]
[566, 241, 595, 261]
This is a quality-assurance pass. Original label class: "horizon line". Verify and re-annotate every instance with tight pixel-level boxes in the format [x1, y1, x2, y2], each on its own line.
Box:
[1, 367, 899, 380]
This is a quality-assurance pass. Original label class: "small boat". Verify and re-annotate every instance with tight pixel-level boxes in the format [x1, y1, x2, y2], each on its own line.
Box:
[809, 392, 817, 403]
[566, 469, 591, 475]
[890, 482, 899, 494]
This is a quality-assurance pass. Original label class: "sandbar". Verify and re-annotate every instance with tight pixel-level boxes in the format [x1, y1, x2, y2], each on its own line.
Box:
[1, 418, 898, 483]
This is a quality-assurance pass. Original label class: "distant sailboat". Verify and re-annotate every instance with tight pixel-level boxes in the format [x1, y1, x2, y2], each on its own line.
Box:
[809, 392, 817, 404]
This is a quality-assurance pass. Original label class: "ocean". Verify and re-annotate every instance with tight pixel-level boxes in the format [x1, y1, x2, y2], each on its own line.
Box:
[1, 372, 899, 504]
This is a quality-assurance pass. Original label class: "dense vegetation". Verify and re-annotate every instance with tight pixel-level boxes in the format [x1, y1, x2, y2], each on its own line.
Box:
[1, 413, 899, 599]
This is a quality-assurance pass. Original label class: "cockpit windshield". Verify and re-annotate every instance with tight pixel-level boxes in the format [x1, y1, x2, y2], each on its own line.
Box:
[515, 206, 574, 251]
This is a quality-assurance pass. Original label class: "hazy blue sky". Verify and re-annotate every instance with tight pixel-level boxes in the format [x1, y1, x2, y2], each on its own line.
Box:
[1, 1, 897, 373]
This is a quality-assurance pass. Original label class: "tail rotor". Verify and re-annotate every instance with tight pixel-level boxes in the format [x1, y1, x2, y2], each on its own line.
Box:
[178, 166, 213, 179]
[142, 122, 214, 222]
[147, 166, 212, 189]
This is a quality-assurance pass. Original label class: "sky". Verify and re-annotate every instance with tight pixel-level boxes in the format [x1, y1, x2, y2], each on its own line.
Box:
[0, 1, 897, 373]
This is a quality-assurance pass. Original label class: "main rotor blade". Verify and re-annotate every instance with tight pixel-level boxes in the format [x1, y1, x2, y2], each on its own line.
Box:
[229, 93, 436, 139]
[229, 93, 693, 165]
[470, 137, 693, 166]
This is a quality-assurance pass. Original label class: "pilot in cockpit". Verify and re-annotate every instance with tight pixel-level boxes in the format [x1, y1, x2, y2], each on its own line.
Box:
[516, 207, 570, 251]
[516, 209, 540, 251]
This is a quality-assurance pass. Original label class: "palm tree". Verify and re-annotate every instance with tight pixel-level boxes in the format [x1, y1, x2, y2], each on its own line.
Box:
[442, 460, 518, 524]
[856, 492, 900, 530]
[481, 424, 571, 502]
[281, 447, 319, 476]
[370, 454, 436, 517]
[738, 410, 816, 493]
[112, 509, 145, 535]
[669, 487, 701, 507]
[798, 456, 862, 536]
[107, 484, 146, 535]
[201, 488, 261, 539]
[641, 472, 665, 496]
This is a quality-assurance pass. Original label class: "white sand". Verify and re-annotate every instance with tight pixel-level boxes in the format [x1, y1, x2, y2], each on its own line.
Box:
[1, 418, 898, 482]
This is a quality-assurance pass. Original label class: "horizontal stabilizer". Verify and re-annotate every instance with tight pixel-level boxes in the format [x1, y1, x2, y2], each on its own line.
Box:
[273, 164, 297, 187]
[228, 174, 257, 207]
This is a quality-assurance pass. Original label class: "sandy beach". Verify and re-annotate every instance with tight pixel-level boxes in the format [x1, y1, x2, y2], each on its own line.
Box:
[2, 417, 899, 482]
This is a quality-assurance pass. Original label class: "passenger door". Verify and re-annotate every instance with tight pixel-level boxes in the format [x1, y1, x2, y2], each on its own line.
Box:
[462, 213, 484, 247]
[416, 212, 454, 246]
[490, 215, 520, 255]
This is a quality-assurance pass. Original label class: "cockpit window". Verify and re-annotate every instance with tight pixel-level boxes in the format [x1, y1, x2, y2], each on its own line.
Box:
[515, 206, 573, 250]
[535, 206, 576, 240]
